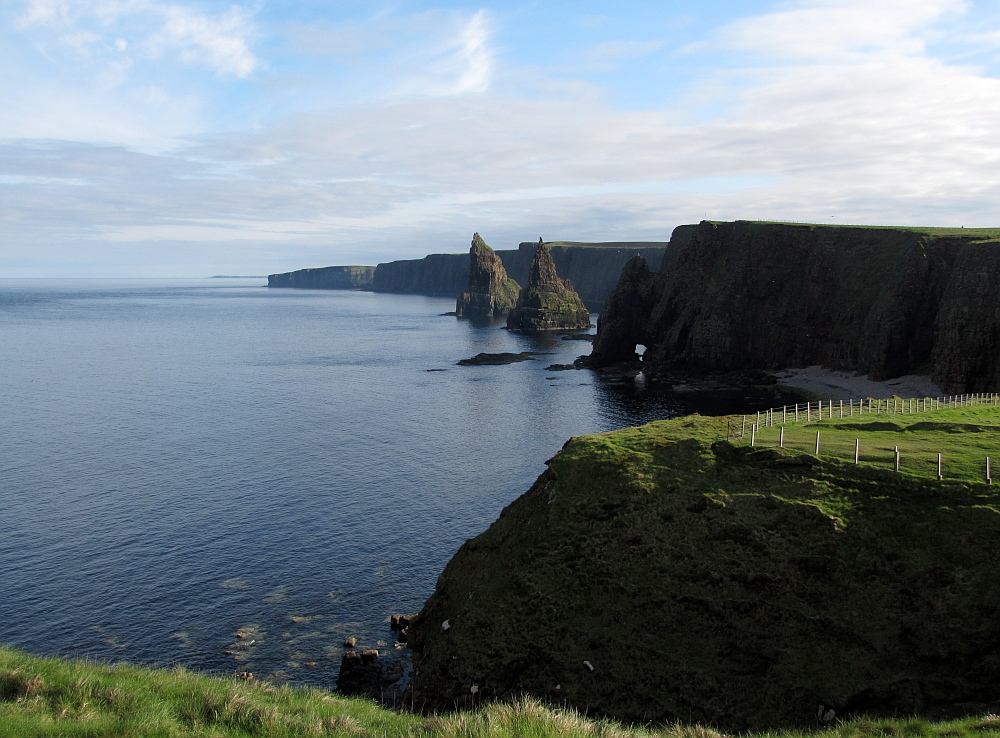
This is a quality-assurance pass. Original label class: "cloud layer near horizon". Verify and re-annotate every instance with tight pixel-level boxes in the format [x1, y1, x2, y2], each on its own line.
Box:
[2, 0, 1000, 276]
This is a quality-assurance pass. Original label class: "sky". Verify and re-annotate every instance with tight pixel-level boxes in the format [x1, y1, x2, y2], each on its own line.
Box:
[2, 0, 1000, 277]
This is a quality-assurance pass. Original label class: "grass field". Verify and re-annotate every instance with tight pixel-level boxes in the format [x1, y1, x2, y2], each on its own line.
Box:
[4, 644, 1000, 738]
[728, 397, 1000, 484]
[725, 221, 1000, 239]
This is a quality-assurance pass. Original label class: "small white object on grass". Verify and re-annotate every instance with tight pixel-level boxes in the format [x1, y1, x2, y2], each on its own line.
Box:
[583, 660, 594, 671]
[441, 620, 450, 631]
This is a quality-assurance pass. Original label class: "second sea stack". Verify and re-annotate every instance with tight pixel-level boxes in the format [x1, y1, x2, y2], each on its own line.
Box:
[506, 240, 591, 331]
[455, 233, 521, 318]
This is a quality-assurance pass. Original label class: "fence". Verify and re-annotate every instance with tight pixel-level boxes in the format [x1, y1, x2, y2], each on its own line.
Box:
[726, 393, 1000, 484]
[730, 393, 1000, 437]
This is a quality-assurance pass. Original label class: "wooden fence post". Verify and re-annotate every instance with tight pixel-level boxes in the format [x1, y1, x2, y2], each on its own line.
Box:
[751, 424, 757, 447]
[780, 427, 784, 448]
[938, 453, 943, 480]
[855, 439, 859, 464]
[895, 446, 900, 473]
[815, 431, 820, 455]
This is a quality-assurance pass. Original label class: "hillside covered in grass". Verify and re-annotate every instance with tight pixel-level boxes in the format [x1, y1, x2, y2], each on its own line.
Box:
[408, 404, 1000, 731]
[6, 643, 1000, 738]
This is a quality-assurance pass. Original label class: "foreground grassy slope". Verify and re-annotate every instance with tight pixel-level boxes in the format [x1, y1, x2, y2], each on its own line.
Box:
[408, 405, 1000, 731]
[6, 644, 1000, 738]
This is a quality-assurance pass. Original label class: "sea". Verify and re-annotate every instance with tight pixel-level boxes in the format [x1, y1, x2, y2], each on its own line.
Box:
[0, 278, 789, 689]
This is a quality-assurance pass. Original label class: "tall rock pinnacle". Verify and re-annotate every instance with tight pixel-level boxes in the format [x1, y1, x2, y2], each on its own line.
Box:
[455, 233, 521, 318]
[506, 240, 591, 331]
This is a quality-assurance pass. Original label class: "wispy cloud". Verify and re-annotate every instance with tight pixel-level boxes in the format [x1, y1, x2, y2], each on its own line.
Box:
[16, 0, 260, 78]
[3, 0, 1000, 277]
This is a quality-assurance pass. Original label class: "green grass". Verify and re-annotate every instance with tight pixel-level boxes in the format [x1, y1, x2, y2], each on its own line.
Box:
[715, 221, 1000, 240]
[734, 401, 1000, 484]
[4, 644, 1000, 738]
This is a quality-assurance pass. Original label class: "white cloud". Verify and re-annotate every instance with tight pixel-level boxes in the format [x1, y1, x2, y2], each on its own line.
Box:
[719, 0, 969, 60]
[151, 4, 258, 78]
[453, 10, 491, 94]
[15, 0, 260, 78]
[5, 0, 1000, 277]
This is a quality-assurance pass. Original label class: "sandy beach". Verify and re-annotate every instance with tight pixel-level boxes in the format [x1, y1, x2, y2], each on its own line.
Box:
[770, 365, 944, 400]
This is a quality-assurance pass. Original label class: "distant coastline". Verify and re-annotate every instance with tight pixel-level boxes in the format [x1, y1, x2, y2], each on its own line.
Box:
[209, 275, 266, 278]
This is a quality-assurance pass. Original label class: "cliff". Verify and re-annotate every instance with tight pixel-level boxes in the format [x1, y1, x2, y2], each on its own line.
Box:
[270, 242, 671, 310]
[506, 241, 591, 331]
[590, 221, 1000, 392]
[455, 234, 521, 318]
[407, 409, 1000, 731]
[267, 265, 374, 289]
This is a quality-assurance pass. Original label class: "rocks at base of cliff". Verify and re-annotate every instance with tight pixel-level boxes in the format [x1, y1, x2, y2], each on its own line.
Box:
[337, 648, 408, 706]
[506, 240, 592, 332]
[456, 234, 521, 318]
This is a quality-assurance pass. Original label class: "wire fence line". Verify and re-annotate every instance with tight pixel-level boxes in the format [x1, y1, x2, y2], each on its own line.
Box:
[725, 393, 1000, 484]
[730, 393, 1000, 438]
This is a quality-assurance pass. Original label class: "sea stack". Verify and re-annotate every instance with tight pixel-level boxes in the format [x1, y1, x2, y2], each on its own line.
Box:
[455, 233, 521, 318]
[506, 239, 591, 331]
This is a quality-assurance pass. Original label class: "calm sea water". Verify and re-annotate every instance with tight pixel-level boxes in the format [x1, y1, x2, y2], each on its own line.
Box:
[0, 279, 786, 688]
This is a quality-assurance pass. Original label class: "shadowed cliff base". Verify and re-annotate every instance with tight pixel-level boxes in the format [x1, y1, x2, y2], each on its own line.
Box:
[588, 221, 1000, 393]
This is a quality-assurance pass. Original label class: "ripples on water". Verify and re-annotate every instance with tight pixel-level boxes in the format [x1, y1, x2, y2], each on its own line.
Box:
[0, 279, 788, 687]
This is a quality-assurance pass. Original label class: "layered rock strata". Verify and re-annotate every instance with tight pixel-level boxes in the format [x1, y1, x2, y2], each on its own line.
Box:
[506, 241, 592, 332]
[455, 234, 521, 318]
[590, 221, 1000, 392]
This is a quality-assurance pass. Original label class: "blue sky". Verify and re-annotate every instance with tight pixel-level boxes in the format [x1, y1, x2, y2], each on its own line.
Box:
[2, 0, 1000, 276]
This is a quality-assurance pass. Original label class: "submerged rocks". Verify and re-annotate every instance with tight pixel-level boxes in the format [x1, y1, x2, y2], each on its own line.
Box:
[506, 240, 591, 332]
[456, 234, 521, 318]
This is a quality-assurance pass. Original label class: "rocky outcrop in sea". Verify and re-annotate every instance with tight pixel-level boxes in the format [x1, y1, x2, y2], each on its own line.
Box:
[506, 241, 591, 332]
[455, 234, 521, 318]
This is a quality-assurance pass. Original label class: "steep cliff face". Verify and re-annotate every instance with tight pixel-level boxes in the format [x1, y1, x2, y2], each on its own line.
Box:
[267, 265, 374, 289]
[407, 412, 1000, 731]
[270, 242, 671, 310]
[371, 253, 471, 296]
[455, 234, 521, 318]
[506, 241, 592, 331]
[591, 221, 1000, 392]
[506, 242, 672, 310]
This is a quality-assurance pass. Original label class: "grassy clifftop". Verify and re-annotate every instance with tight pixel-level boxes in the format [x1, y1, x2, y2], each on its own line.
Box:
[408, 405, 1000, 731]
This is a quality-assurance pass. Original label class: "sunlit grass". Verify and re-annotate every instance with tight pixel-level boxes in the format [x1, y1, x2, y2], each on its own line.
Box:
[5, 645, 1000, 738]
